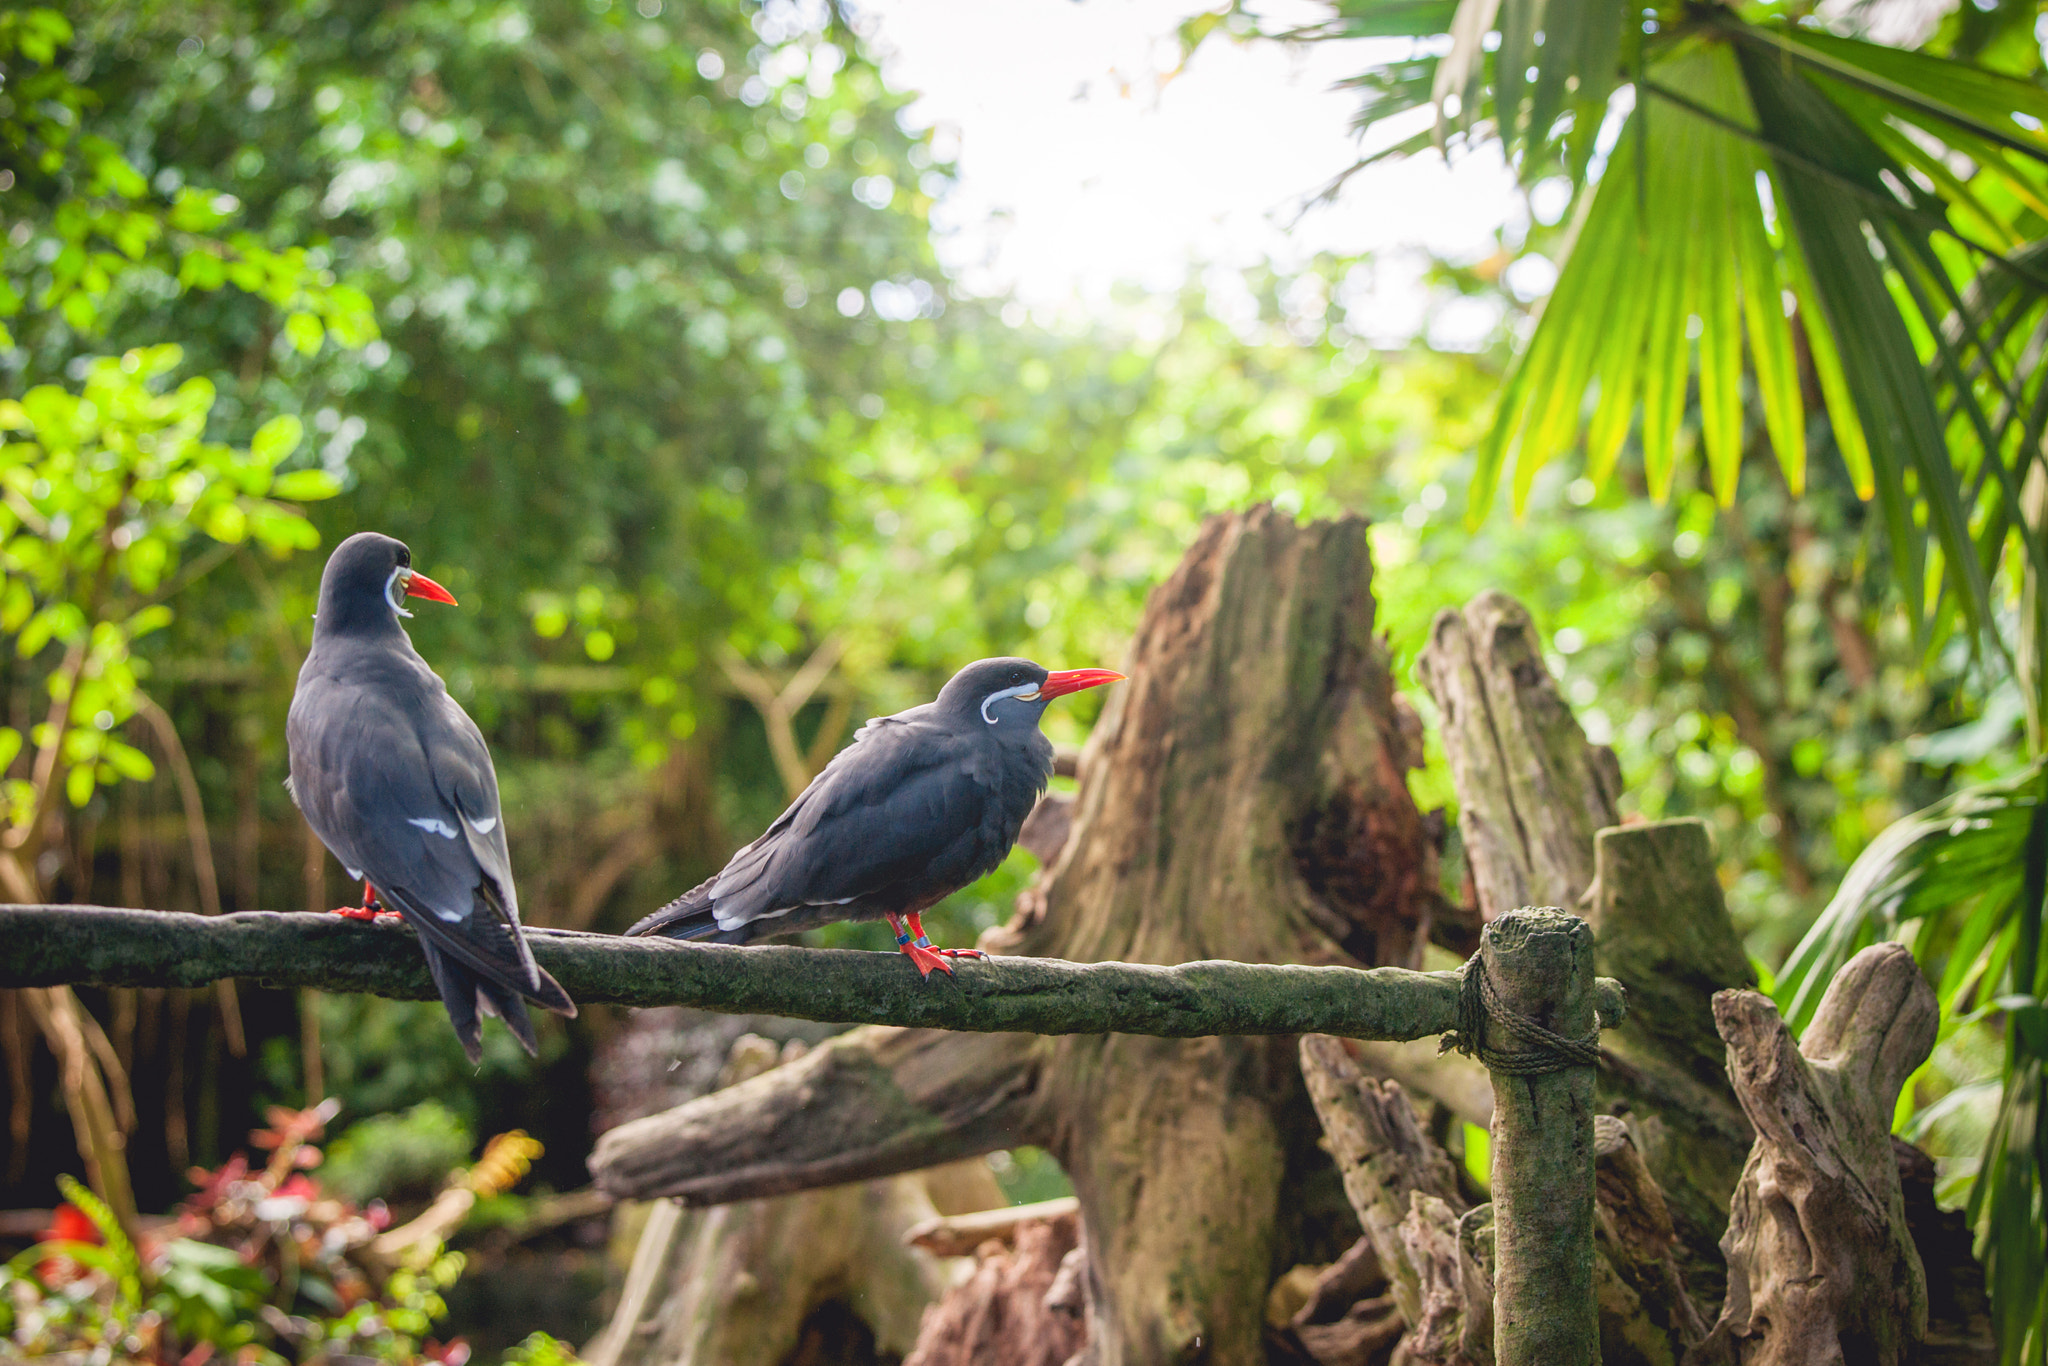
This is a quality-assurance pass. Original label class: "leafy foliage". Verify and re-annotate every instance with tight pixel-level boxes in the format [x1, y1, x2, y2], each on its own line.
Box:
[321, 1102, 475, 1207]
[0, 1103, 554, 1364]
[0, 346, 334, 816]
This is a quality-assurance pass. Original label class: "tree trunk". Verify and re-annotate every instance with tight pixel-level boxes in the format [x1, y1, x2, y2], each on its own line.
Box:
[1013, 507, 1440, 1363]
[591, 507, 1445, 1365]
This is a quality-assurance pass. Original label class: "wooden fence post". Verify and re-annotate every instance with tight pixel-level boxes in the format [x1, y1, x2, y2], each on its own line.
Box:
[1480, 907, 1602, 1366]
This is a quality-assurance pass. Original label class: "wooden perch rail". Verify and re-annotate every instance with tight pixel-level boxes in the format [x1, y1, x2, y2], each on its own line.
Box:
[0, 904, 1626, 1042]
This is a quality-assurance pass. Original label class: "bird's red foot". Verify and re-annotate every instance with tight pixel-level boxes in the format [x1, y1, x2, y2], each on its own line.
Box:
[901, 940, 956, 978]
[903, 914, 983, 966]
[332, 881, 396, 921]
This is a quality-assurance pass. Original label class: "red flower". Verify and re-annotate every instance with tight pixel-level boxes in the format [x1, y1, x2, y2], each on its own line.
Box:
[35, 1202, 102, 1283]
[39, 1203, 100, 1245]
[274, 1174, 320, 1201]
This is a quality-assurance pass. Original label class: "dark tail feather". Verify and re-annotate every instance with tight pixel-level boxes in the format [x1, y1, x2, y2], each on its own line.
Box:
[626, 875, 744, 940]
[475, 974, 541, 1057]
[398, 885, 576, 1063]
[421, 938, 487, 1065]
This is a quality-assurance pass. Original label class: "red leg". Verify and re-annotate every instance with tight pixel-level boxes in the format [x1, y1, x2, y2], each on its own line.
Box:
[887, 912, 953, 978]
[907, 912, 987, 962]
[331, 881, 389, 921]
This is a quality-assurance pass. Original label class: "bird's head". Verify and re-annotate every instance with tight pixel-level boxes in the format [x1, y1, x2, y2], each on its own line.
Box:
[315, 531, 459, 634]
[939, 656, 1126, 730]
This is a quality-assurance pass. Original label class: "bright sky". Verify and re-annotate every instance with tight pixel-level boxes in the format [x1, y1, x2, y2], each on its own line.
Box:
[855, 0, 1525, 343]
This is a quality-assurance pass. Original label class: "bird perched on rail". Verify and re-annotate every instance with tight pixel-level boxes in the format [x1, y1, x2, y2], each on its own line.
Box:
[628, 657, 1124, 975]
[286, 532, 575, 1062]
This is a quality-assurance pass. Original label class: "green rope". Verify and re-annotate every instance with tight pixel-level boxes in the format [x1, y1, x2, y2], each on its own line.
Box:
[1438, 952, 1602, 1076]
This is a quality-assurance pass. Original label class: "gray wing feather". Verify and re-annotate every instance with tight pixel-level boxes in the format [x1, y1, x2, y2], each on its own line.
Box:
[287, 671, 544, 995]
[707, 715, 980, 930]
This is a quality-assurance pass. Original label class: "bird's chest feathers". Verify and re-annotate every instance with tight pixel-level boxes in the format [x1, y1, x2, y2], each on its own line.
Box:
[959, 742, 1049, 850]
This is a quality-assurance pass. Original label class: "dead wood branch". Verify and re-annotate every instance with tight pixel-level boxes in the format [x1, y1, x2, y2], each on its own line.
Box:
[1692, 943, 1937, 1366]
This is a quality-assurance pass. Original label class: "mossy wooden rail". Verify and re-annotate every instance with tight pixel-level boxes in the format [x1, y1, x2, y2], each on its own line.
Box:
[2, 901, 1628, 1365]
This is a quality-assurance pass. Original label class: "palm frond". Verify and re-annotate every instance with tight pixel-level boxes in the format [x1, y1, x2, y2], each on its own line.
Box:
[1773, 760, 2047, 1030]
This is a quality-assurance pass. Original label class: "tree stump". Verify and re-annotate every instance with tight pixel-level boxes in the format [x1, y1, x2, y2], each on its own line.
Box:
[1418, 592, 1754, 1294]
[1691, 942, 1938, 1366]
[1416, 591, 1622, 918]
[589, 507, 1446, 1364]
[583, 1032, 996, 1366]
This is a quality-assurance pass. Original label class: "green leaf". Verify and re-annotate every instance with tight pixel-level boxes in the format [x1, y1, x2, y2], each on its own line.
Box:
[1775, 761, 2047, 1029]
[1695, 78, 1748, 505]
[102, 739, 153, 781]
[1733, 167, 1807, 494]
[283, 311, 325, 355]
[249, 414, 305, 465]
[270, 468, 341, 501]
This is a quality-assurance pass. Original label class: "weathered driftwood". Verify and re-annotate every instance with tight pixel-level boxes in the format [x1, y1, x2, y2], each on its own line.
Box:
[1401, 1194, 1493, 1365]
[1692, 943, 1937, 1366]
[1415, 591, 1623, 918]
[1298, 1034, 1467, 1341]
[904, 1196, 1081, 1258]
[1275, 1236, 1406, 1365]
[1417, 590, 1755, 1296]
[1305, 1011, 1717, 1366]
[594, 509, 1450, 1366]
[583, 1034, 974, 1366]
[901, 1208, 1088, 1366]
[592, 1027, 1050, 1204]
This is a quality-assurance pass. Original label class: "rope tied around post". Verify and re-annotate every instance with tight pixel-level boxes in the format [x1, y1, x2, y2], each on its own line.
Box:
[1439, 946, 1603, 1075]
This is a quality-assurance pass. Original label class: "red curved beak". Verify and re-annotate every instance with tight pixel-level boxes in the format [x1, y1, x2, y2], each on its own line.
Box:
[405, 571, 459, 607]
[1038, 667, 1126, 700]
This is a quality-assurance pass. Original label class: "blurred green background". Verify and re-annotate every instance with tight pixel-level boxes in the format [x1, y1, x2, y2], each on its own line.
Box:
[3, 0, 2045, 1357]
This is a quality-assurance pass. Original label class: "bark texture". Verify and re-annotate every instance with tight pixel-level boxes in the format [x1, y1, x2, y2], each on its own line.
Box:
[1594, 1116, 1709, 1366]
[1016, 508, 1440, 1364]
[901, 1208, 1088, 1366]
[1483, 908, 1600, 1366]
[1297, 1034, 1466, 1340]
[593, 1027, 1050, 1205]
[1, 905, 1488, 1041]
[1586, 821, 1754, 1299]
[1417, 591, 1754, 1296]
[1301, 1029, 1712, 1366]
[1692, 943, 1937, 1366]
[1415, 592, 1623, 918]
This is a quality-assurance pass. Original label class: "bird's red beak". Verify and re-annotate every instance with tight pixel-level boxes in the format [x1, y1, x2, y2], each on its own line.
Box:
[404, 571, 459, 607]
[1038, 667, 1126, 700]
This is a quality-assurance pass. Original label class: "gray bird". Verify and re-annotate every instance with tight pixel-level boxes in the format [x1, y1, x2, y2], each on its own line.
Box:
[627, 657, 1124, 975]
[286, 532, 574, 1062]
